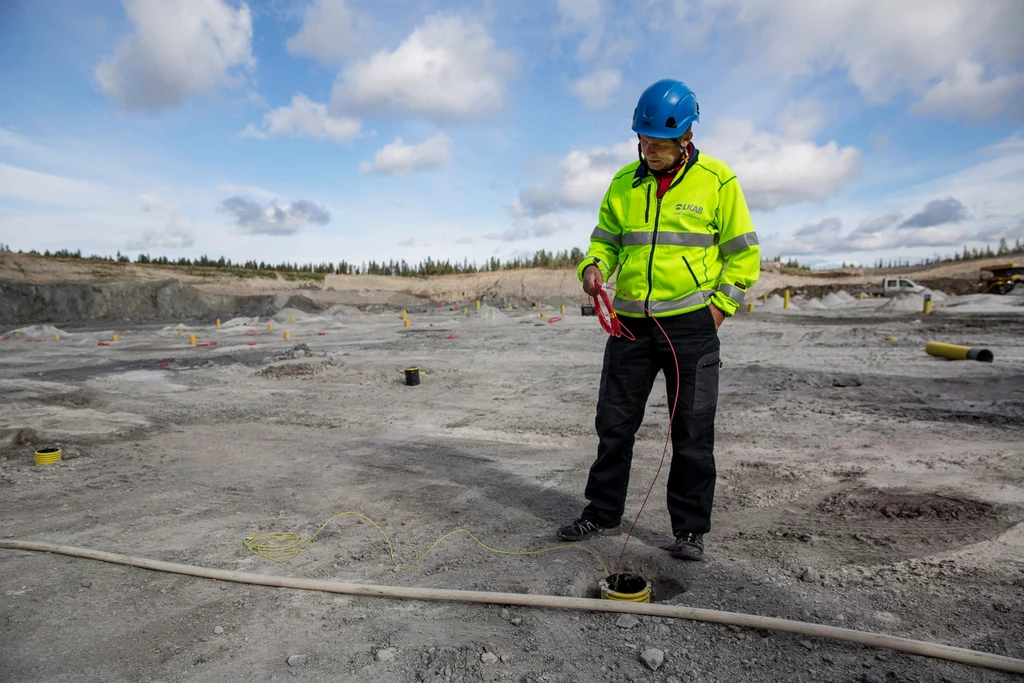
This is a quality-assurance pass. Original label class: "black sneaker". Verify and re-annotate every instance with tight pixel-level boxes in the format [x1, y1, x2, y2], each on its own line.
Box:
[556, 518, 620, 542]
[668, 532, 705, 561]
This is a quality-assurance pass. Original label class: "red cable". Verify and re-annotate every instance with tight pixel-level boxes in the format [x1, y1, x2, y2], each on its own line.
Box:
[591, 286, 680, 576]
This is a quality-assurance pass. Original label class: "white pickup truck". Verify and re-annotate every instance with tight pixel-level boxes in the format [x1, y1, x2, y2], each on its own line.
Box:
[880, 277, 926, 297]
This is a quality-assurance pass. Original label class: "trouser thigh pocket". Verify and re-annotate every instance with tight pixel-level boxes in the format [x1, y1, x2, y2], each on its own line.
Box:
[693, 351, 720, 412]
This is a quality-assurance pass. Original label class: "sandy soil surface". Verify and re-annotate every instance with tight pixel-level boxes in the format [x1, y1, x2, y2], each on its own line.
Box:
[1, 300, 1022, 683]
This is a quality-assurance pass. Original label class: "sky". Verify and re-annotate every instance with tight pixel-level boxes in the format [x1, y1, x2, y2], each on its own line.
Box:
[0, 0, 1023, 270]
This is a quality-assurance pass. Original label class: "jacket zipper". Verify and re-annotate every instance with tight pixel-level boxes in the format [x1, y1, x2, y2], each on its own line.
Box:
[644, 190, 661, 316]
[681, 256, 700, 288]
[643, 158, 695, 317]
[644, 185, 651, 223]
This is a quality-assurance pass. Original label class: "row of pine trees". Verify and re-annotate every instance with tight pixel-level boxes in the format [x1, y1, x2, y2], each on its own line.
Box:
[0, 243, 587, 277]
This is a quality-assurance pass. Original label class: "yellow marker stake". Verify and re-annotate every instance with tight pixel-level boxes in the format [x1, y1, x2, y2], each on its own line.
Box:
[55, 334, 61, 341]
[540, 312, 546, 319]
[476, 300, 481, 311]
[560, 304, 566, 314]
[747, 303, 754, 313]
[463, 308, 468, 314]
[403, 319, 410, 327]
[401, 310, 407, 320]
[112, 334, 119, 342]
[284, 331, 291, 341]
[268, 322, 273, 331]
[178, 329, 183, 335]
[290, 316, 294, 323]
[783, 289, 790, 309]
[216, 319, 221, 329]
[189, 334, 196, 346]
[923, 300, 933, 315]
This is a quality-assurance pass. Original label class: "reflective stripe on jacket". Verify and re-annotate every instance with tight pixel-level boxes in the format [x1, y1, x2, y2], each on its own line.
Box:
[576, 148, 760, 318]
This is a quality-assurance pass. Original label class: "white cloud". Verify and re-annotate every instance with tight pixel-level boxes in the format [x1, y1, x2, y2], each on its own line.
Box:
[285, 0, 358, 65]
[500, 141, 628, 242]
[359, 134, 452, 177]
[514, 141, 635, 218]
[656, 0, 1023, 106]
[96, 0, 255, 112]
[557, 0, 605, 62]
[0, 163, 118, 208]
[778, 99, 825, 140]
[570, 69, 622, 108]
[899, 197, 967, 229]
[126, 193, 195, 249]
[216, 183, 279, 202]
[701, 120, 861, 210]
[241, 94, 361, 143]
[976, 219, 1024, 242]
[912, 60, 1024, 122]
[0, 127, 37, 152]
[556, 0, 632, 64]
[218, 195, 330, 235]
[781, 214, 967, 256]
[335, 14, 515, 118]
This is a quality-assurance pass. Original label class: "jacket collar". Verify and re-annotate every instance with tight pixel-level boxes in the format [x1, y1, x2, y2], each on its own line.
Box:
[633, 144, 699, 186]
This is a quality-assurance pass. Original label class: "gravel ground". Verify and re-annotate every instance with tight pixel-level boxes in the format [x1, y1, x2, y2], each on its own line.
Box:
[2, 306, 1022, 682]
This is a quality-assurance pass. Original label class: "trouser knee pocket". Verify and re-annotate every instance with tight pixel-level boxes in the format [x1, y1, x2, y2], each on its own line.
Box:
[693, 352, 720, 412]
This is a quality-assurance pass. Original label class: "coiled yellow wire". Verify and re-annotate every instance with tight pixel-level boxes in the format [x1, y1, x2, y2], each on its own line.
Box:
[244, 511, 610, 575]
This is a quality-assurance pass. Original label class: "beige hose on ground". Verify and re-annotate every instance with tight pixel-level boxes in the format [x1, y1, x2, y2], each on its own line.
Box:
[2, 540, 1022, 675]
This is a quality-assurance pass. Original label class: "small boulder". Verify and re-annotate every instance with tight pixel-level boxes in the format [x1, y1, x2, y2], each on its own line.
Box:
[616, 614, 640, 629]
[640, 648, 665, 672]
[800, 567, 821, 583]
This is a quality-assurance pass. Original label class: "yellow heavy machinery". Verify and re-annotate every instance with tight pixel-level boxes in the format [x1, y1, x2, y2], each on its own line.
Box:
[978, 263, 1023, 295]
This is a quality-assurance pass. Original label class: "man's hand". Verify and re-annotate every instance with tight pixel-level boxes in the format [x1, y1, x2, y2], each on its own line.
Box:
[709, 304, 725, 329]
[583, 265, 604, 297]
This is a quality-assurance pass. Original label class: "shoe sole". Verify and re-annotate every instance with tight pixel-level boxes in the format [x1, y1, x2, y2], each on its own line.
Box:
[557, 525, 621, 542]
[666, 545, 704, 561]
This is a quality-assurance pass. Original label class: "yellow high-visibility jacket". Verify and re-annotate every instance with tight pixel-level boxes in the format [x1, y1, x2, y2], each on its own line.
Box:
[577, 149, 760, 317]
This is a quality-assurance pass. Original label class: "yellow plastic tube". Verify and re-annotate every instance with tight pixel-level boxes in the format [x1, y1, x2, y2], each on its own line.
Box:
[35, 448, 62, 466]
[599, 574, 651, 603]
[925, 342, 993, 363]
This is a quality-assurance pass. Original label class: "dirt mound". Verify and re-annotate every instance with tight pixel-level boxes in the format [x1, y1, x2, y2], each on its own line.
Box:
[820, 292, 850, 308]
[280, 295, 327, 314]
[258, 358, 339, 379]
[220, 316, 260, 328]
[759, 294, 800, 311]
[4, 324, 67, 338]
[272, 307, 318, 323]
[473, 303, 510, 323]
[326, 305, 363, 317]
[877, 292, 925, 313]
[800, 298, 828, 311]
[0, 279, 237, 326]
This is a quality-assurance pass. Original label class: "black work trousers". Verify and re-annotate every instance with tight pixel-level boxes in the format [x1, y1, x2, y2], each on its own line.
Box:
[582, 306, 720, 535]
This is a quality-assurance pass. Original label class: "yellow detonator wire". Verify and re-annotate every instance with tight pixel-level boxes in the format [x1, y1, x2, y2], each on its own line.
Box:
[244, 511, 610, 575]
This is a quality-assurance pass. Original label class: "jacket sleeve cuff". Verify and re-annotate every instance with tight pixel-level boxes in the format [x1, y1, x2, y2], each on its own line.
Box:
[577, 257, 603, 282]
[711, 290, 740, 316]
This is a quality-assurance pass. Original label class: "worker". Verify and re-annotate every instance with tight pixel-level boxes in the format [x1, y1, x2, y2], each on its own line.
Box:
[557, 79, 760, 561]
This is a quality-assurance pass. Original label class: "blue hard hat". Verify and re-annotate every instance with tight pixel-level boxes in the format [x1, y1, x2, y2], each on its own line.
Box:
[631, 79, 699, 138]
